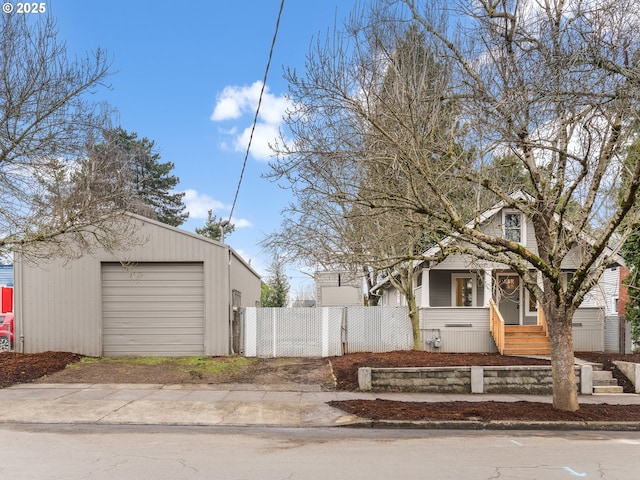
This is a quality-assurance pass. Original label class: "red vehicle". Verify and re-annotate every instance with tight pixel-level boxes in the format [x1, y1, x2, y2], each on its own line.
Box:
[0, 313, 14, 351]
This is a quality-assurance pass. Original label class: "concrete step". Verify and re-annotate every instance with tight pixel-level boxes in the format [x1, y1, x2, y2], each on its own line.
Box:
[593, 378, 619, 386]
[593, 371, 618, 385]
[590, 369, 624, 393]
[593, 385, 624, 394]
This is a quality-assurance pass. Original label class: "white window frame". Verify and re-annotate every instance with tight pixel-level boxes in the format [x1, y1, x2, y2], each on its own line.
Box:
[502, 209, 525, 244]
[451, 273, 477, 307]
[525, 289, 538, 315]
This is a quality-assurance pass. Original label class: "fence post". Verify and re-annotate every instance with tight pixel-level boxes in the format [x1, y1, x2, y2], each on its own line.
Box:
[272, 308, 278, 358]
[322, 308, 330, 357]
[341, 307, 348, 355]
[244, 307, 257, 357]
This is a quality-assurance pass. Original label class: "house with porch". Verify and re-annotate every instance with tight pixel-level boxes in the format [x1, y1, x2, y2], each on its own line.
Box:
[375, 196, 625, 354]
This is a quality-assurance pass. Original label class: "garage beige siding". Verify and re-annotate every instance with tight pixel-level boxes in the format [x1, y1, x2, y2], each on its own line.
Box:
[102, 262, 205, 356]
[15, 214, 261, 357]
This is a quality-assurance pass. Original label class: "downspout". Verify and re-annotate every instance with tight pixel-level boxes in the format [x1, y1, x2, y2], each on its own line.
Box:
[14, 256, 24, 353]
[228, 246, 233, 354]
[220, 221, 234, 355]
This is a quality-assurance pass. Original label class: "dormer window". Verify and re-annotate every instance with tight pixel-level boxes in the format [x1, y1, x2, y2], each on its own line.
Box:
[503, 210, 523, 243]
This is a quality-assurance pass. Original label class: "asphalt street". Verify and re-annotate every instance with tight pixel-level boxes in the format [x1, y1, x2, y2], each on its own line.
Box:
[2, 425, 640, 480]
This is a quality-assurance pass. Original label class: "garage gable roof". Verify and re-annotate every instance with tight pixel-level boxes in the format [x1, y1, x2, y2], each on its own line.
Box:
[129, 213, 261, 281]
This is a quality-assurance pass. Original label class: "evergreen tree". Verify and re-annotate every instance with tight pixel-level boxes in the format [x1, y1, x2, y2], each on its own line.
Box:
[622, 230, 640, 344]
[261, 255, 290, 307]
[104, 128, 188, 227]
[195, 210, 235, 242]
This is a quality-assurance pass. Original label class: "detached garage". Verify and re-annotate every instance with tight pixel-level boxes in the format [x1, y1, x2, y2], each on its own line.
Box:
[14, 214, 261, 357]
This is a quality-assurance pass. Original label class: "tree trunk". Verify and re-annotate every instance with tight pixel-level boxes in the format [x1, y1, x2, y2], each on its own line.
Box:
[545, 301, 579, 412]
[408, 293, 421, 350]
[395, 266, 422, 350]
[364, 268, 380, 306]
[367, 294, 380, 306]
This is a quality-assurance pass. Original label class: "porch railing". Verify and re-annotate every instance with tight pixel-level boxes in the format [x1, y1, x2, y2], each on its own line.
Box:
[489, 299, 505, 354]
[537, 304, 548, 337]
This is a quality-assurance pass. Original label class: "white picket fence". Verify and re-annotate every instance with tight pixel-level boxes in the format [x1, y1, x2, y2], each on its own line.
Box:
[242, 306, 412, 357]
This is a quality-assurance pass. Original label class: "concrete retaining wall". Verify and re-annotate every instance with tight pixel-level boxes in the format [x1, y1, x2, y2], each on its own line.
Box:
[358, 365, 590, 394]
[613, 361, 640, 393]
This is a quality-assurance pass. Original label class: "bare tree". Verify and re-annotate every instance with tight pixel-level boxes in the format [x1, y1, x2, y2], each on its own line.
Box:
[0, 14, 139, 262]
[270, 0, 640, 411]
[265, 12, 459, 310]
[261, 189, 384, 305]
[399, 0, 640, 412]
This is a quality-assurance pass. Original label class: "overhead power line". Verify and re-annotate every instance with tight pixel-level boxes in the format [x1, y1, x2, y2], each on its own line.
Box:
[227, 0, 285, 225]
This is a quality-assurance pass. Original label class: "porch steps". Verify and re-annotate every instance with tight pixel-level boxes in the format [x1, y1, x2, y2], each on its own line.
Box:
[592, 369, 624, 394]
[502, 325, 551, 355]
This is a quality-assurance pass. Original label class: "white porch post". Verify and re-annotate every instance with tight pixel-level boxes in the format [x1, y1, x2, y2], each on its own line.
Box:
[483, 269, 493, 307]
[421, 269, 430, 307]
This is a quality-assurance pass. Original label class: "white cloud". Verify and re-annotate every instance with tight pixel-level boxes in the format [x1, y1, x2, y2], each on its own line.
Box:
[258, 93, 291, 125]
[234, 122, 281, 161]
[211, 81, 291, 162]
[210, 82, 264, 121]
[182, 189, 230, 219]
[232, 217, 253, 229]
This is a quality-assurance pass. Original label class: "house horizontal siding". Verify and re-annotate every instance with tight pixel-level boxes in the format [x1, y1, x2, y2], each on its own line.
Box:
[315, 271, 364, 306]
[0, 265, 13, 286]
[573, 307, 604, 352]
[419, 307, 497, 353]
[375, 197, 619, 354]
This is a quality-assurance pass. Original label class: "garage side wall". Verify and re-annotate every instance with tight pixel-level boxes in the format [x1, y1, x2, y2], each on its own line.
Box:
[230, 253, 261, 308]
[15, 255, 102, 356]
[15, 218, 235, 356]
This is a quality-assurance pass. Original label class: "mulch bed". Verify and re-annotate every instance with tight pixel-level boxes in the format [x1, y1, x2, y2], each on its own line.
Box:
[328, 399, 640, 422]
[0, 351, 82, 388]
[327, 351, 640, 423]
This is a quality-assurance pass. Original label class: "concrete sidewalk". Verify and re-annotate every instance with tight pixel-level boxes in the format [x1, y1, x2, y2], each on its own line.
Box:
[1, 383, 640, 429]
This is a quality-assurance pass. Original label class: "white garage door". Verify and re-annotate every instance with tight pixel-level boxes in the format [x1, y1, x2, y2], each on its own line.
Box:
[102, 262, 205, 356]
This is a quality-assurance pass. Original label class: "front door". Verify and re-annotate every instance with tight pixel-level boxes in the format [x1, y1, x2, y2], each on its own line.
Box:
[497, 274, 520, 325]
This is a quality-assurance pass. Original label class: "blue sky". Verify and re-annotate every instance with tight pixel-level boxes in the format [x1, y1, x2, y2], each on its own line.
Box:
[46, 0, 357, 296]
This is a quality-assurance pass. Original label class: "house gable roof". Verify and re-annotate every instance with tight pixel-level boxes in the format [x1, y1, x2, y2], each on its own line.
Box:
[372, 190, 625, 292]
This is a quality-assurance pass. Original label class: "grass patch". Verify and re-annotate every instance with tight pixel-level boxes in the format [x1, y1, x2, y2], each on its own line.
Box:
[70, 355, 259, 376]
[176, 356, 258, 374]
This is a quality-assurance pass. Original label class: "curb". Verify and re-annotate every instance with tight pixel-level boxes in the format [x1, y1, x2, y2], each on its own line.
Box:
[341, 419, 640, 431]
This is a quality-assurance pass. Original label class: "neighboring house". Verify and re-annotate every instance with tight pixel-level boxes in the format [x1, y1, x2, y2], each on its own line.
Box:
[0, 265, 13, 314]
[375, 194, 625, 354]
[315, 270, 364, 306]
[291, 298, 316, 308]
[0, 264, 13, 287]
[14, 214, 261, 357]
[611, 265, 634, 353]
